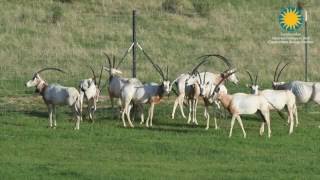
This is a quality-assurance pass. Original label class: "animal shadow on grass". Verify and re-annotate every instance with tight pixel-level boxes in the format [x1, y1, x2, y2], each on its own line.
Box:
[17, 110, 47, 119]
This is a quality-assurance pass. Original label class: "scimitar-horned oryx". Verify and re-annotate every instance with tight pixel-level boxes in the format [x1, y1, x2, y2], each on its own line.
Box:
[25, 68, 82, 130]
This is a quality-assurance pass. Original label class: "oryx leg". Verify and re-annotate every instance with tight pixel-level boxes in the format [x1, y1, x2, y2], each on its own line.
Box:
[47, 104, 53, 128]
[146, 103, 155, 127]
[229, 115, 236, 138]
[259, 122, 265, 136]
[193, 98, 198, 125]
[236, 115, 246, 138]
[172, 94, 186, 119]
[52, 105, 57, 128]
[294, 104, 299, 127]
[121, 103, 128, 127]
[150, 103, 155, 127]
[263, 112, 271, 138]
[79, 91, 84, 122]
[187, 99, 192, 124]
[125, 104, 134, 128]
[213, 105, 219, 130]
[178, 94, 187, 119]
[205, 105, 210, 130]
[73, 99, 81, 130]
[288, 106, 294, 134]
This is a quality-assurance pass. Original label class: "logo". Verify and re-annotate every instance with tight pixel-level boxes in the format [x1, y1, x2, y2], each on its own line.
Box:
[279, 7, 304, 32]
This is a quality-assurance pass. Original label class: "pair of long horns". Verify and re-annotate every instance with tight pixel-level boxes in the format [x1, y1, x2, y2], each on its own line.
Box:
[36, 67, 66, 74]
[89, 66, 103, 90]
[191, 54, 233, 75]
[273, 62, 290, 82]
[104, 52, 117, 71]
[246, 71, 258, 85]
[210, 71, 237, 98]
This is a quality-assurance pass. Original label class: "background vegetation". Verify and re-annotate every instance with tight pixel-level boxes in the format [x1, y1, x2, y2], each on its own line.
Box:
[0, 0, 319, 179]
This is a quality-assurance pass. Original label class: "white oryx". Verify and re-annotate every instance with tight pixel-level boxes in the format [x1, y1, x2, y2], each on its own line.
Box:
[195, 71, 229, 130]
[171, 54, 239, 127]
[272, 62, 320, 126]
[246, 71, 297, 134]
[209, 71, 272, 138]
[25, 68, 82, 130]
[121, 65, 171, 128]
[79, 66, 103, 122]
[103, 53, 142, 116]
[171, 73, 200, 125]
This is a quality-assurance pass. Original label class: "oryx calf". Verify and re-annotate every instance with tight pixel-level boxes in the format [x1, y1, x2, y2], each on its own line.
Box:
[25, 68, 81, 130]
[246, 71, 297, 133]
[79, 66, 103, 122]
[121, 66, 170, 128]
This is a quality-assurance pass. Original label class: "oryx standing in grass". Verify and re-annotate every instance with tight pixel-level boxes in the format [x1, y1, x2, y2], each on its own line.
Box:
[209, 71, 272, 138]
[25, 68, 82, 130]
[121, 64, 171, 128]
[171, 54, 239, 127]
[272, 62, 320, 126]
[196, 71, 229, 130]
[103, 53, 142, 117]
[79, 66, 103, 122]
[246, 71, 297, 134]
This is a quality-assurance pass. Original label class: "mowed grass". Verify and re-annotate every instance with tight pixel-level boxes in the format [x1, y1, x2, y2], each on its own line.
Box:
[1, 0, 320, 179]
[1, 94, 320, 179]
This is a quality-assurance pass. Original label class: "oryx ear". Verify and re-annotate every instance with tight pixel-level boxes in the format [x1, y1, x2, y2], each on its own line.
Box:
[103, 67, 110, 71]
[246, 84, 250, 88]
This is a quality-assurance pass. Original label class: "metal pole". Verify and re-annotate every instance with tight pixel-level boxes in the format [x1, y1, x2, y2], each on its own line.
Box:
[304, 10, 308, 82]
[132, 10, 137, 78]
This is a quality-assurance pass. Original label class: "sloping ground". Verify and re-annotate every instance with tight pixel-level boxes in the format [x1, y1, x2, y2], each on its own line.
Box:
[0, 0, 319, 96]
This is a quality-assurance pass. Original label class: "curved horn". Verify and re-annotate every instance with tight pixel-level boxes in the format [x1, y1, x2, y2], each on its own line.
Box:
[37, 67, 65, 74]
[214, 71, 237, 92]
[112, 55, 116, 68]
[98, 66, 103, 89]
[273, 62, 282, 82]
[89, 66, 97, 84]
[166, 65, 169, 80]
[276, 62, 290, 82]
[246, 71, 253, 85]
[104, 52, 112, 71]
[255, 74, 258, 85]
[191, 54, 232, 75]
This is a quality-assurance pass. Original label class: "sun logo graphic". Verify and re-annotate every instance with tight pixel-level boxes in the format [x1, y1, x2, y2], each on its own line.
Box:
[279, 7, 304, 32]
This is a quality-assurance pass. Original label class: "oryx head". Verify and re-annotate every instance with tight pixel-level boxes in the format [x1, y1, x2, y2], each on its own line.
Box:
[25, 68, 65, 88]
[195, 71, 211, 97]
[89, 65, 104, 102]
[210, 71, 237, 100]
[103, 53, 123, 76]
[160, 65, 171, 95]
[246, 71, 259, 95]
[272, 61, 290, 90]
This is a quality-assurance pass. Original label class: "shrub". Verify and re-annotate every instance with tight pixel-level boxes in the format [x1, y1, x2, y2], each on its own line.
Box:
[49, 5, 63, 24]
[191, 0, 212, 17]
[162, 0, 183, 14]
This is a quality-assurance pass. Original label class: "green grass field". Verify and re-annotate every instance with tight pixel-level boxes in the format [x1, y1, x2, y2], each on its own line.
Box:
[1, 0, 320, 179]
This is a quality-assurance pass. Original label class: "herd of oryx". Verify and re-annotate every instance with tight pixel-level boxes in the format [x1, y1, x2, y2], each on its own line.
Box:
[25, 53, 320, 138]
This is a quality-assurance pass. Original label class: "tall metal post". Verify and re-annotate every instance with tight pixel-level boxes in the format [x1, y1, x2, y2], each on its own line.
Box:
[304, 10, 308, 82]
[132, 10, 137, 78]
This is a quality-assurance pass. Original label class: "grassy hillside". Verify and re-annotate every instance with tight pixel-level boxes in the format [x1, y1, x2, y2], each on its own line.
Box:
[0, 0, 319, 96]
